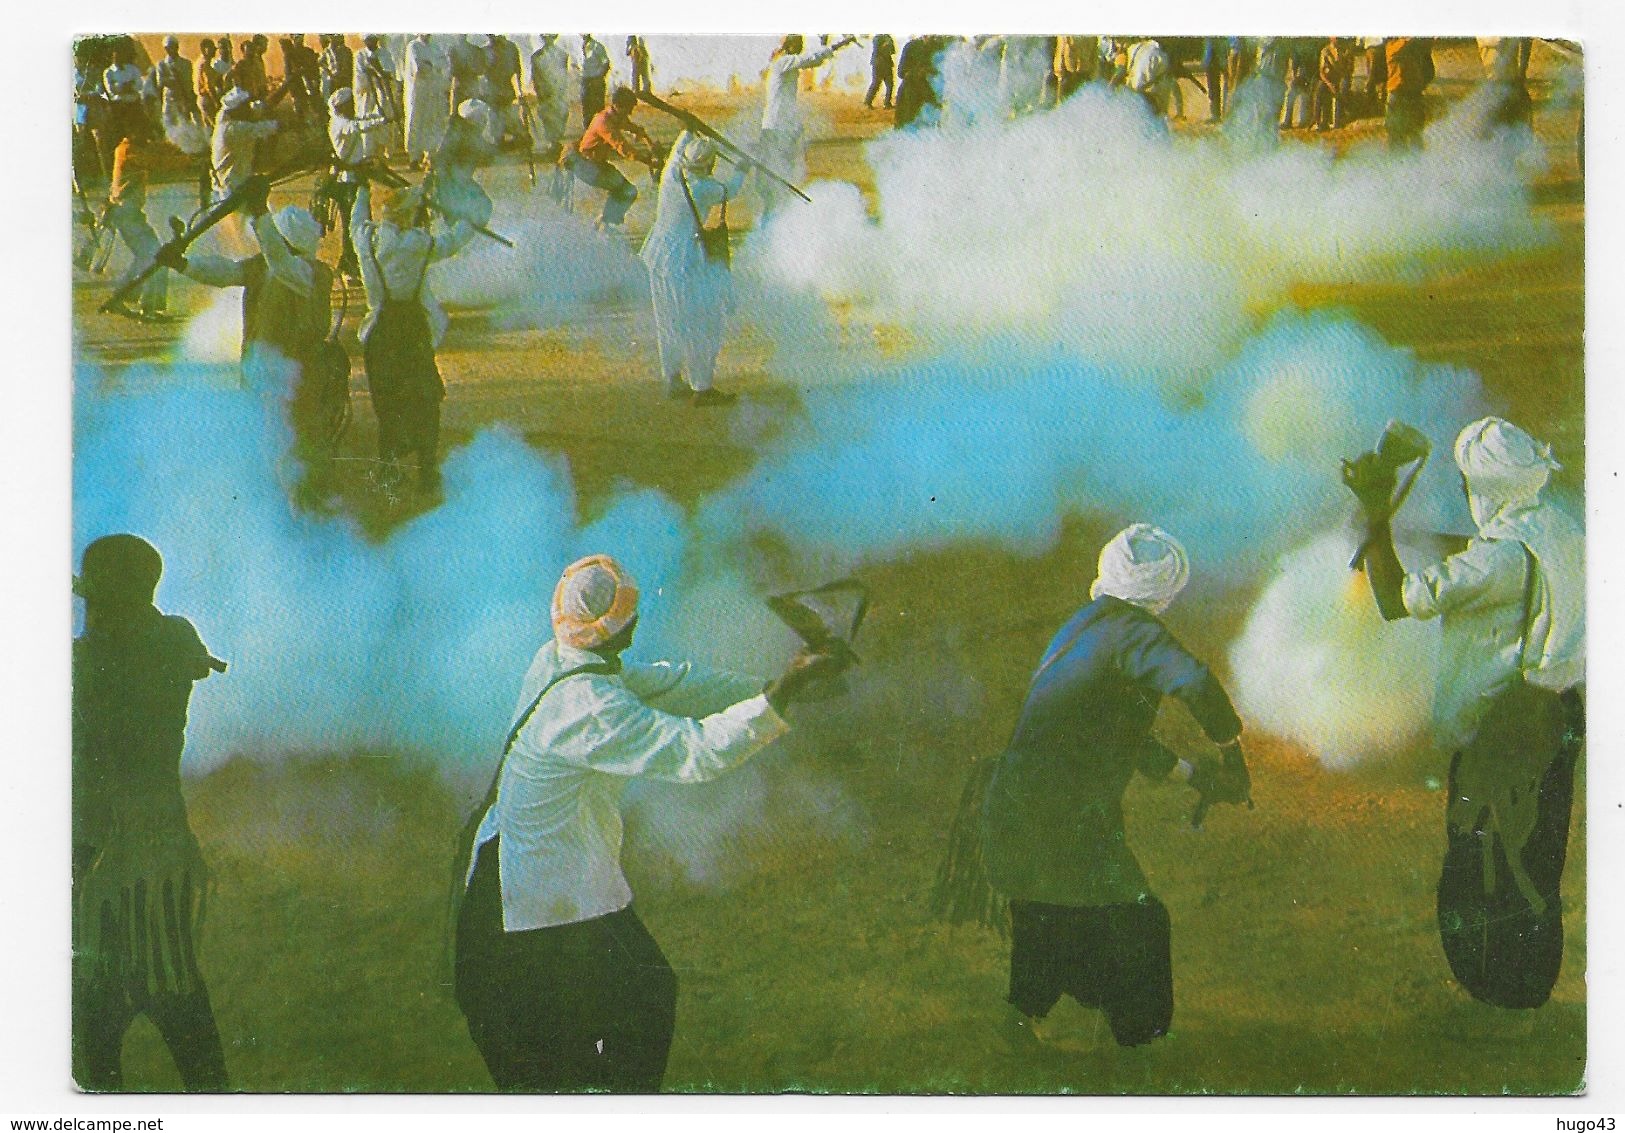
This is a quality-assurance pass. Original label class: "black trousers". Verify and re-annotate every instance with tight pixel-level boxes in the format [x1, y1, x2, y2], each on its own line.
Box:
[454, 839, 677, 1092]
[1008, 897, 1173, 1047]
[363, 299, 444, 490]
[1437, 687, 1583, 1009]
[865, 70, 894, 107]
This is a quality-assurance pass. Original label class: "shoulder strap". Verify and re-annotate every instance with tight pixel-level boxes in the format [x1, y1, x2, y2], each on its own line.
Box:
[678, 169, 706, 236]
[1515, 540, 1541, 673]
[499, 660, 616, 760]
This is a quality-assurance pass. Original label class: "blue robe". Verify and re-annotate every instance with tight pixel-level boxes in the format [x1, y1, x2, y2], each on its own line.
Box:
[982, 595, 1241, 907]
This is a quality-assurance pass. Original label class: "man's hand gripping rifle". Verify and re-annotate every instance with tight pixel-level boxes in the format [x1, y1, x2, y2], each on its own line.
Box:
[101, 158, 314, 316]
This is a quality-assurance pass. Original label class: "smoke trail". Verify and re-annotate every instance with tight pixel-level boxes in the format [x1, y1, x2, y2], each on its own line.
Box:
[429, 198, 649, 332]
[699, 313, 1488, 578]
[73, 364, 690, 771]
[72, 361, 873, 880]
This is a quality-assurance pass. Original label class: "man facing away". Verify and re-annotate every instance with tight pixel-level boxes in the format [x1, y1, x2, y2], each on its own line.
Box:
[453, 555, 847, 1091]
[982, 525, 1251, 1048]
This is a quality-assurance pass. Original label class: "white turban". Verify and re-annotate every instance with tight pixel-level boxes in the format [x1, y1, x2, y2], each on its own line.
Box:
[552, 555, 640, 651]
[220, 87, 252, 112]
[675, 130, 717, 171]
[327, 87, 354, 116]
[267, 205, 323, 256]
[1453, 416, 1560, 535]
[1090, 524, 1190, 615]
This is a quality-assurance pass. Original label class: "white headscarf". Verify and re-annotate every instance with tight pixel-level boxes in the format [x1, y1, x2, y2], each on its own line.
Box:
[1090, 523, 1190, 615]
[1453, 417, 1584, 689]
[675, 130, 717, 172]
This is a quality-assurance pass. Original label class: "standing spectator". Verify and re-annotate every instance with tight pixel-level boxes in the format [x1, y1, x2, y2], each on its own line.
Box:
[895, 35, 946, 128]
[1052, 35, 1096, 104]
[404, 34, 451, 169]
[318, 35, 353, 101]
[1125, 39, 1178, 121]
[580, 34, 612, 128]
[101, 38, 146, 148]
[194, 39, 225, 127]
[1201, 36, 1228, 121]
[354, 35, 398, 160]
[1385, 37, 1434, 151]
[230, 38, 268, 102]
[279, 35, 325, 125]
[151, 36, 197, 128]
[1478, 37, 1534, 132]
[626, 35, 653, 95]
[450, 34, 495, 110]
[1314, 36, 1353, 131]
[1226, 36, 1254, 97]
[1280, 38, 1317, 129]
[866, 34, 896, 109]
[1361, 37, 1387, 117]
[529, 34, 576, 162]
[488, 35, 525, 145]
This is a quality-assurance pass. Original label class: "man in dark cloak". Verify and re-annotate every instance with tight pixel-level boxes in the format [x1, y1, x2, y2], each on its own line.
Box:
[73, 535, 229, 1091]
[982, 524, 1251, 1048]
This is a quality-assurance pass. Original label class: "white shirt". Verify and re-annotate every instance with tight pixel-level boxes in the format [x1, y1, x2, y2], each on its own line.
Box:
[469, 640, 788, 931]
[1125, 40, 1170, 93]
[210, 116, 277, 199]
[104, 62, 144, 102]
[1403, 509, 1583, 750]
[581, 39, 611, 80]
[530, 43, 574, 102]
[762, 45, 836, 132]
[328, 109, 387, 166]
[350, 185, 474, 347]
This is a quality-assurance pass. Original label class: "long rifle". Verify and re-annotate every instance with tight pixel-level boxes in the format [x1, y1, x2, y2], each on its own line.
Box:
[635, 89, 812, 204]
[99, 157, 313, 315]
[418, 169, 516, 248]
[514, 93, 538, 189]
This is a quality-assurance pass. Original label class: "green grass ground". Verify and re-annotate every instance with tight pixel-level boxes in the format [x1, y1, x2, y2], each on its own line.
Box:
[78, 41, 1586, 1094]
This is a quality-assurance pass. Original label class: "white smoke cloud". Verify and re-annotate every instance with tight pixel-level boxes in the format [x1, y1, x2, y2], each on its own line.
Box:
[746, 82, 1547, 379]
[1228, 530, 1443, 769]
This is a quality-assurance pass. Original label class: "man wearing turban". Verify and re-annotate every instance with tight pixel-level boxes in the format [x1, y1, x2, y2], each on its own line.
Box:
[453, 556, 847, 1091]
[1348, 417, 1585, 1009]
[980, 524, 1250, 1048]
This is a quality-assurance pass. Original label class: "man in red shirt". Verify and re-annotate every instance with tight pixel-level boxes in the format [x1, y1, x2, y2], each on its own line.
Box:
[566, 86, 657, 231]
